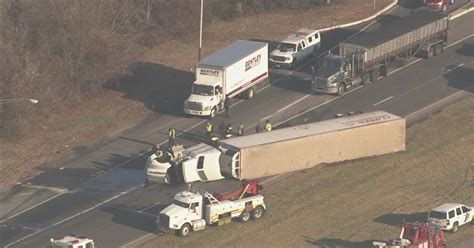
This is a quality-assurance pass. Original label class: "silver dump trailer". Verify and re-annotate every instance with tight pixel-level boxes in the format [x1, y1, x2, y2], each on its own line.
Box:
[313, 11, 449, 95]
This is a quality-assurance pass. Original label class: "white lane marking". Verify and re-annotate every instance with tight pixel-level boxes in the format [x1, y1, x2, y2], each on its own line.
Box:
[374, 96, 394, 106]
[4, 184, 144, 248]
[444, 62, 466, 74]
[275, 86, 366, 126]
[138, 201, 160, 213]
[0, 192, 65, 223]
[120, 233, 156, 248]
[387, 59, 422, 76]
[405, 84, 474, 120]
[20, 184, 69, 194]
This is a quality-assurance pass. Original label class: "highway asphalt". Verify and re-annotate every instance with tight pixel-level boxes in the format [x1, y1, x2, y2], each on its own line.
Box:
[1, 1, 472, 247]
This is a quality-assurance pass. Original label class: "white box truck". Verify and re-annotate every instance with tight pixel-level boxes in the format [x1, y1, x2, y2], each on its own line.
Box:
[183, 40, 268, 118]
[146, 111, 405, 184]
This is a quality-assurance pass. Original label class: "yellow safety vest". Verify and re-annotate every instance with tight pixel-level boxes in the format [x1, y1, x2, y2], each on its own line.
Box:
[264, 123, 272, 131]
[206, 123, 213, 132]
[169, 128, 176, 138]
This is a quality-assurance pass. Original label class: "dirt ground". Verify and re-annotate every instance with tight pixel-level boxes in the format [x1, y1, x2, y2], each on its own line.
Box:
[0, 0, 393, 192]
[142, 95, 474, 247]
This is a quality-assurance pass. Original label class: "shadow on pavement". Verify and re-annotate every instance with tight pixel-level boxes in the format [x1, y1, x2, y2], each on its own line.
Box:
[101, 204, 157, 233]
[456, 43, 474, 57]
[106, 62, 193, 117]
[444, 66, 474, 93]
[304, 236, 372, 248]
[373, 212, 428, 226]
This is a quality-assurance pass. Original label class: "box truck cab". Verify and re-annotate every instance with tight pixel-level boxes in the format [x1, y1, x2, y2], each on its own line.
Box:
[184, 40, 268, 118]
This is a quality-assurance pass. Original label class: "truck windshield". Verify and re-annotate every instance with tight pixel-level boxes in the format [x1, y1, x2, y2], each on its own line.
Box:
[277, 43, 296, 52]
[317, 59, 342, 77]
[192, 84, 215, 96]
[173, 200, 190, 209]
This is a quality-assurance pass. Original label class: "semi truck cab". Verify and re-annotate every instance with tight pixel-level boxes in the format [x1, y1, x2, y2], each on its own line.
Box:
[158, 191, 207, 236]
[49, 235, 95, 248]
[312, 55, 361, 95]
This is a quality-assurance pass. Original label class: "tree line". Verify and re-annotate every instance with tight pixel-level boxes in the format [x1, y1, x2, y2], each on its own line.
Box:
[0, 0, 334, 137]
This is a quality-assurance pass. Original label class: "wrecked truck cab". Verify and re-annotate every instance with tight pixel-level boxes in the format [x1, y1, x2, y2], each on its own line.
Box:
[145, 150, 174, 184]
[180, 143, 225, 183]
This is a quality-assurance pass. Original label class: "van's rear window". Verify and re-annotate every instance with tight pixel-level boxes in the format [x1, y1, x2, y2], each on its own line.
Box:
[428, 211, 446, 219]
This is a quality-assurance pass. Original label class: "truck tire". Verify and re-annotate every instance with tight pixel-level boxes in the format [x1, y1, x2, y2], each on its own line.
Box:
[177, 223, 191, 237]
[291, 58, 298, 70]
[451, 222, 458, 233]
[433, 44, 440, 56]
[380, 65, 387, 77]
[370, 69, 380, 82]
[239, 211, 250, 222]
[209, 107, 217, 119]
[252, 206, 265, 219]
[246, 87, 254, 100]
[360, 73, 370, 85]
[426, 46, 434, 59]
[337, 84, 346, 96]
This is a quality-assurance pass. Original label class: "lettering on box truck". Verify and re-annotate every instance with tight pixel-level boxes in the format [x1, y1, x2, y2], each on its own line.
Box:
[245, 54, 261, 71]
[200, 69, 220, 76]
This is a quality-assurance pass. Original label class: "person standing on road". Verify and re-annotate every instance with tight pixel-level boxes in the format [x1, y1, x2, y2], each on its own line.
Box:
[255, 122, 262, 133]
[238, 122, 244, 136]
[224, 98, 231, 118]
[168, 127, 176, 149]
[264, 120, 272, 132]
[225, 123, 233, 137]
[205, 121, 213, 140]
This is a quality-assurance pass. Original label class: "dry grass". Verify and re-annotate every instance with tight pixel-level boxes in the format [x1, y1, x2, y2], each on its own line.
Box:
[0, 0, 394, 192]
[142, 96, 474, 247]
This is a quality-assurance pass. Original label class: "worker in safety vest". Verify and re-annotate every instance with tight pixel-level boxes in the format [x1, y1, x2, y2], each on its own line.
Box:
[238, 122, 244, 136]
[225, 123, 233, 137]
[168, 127, 176, 149]
[205, 122, 213, 140]
[264, 120, 272, 132]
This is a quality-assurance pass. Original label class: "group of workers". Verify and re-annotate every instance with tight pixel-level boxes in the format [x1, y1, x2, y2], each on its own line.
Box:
[167, 119, 272, 148]
[166, 98, 272, 147]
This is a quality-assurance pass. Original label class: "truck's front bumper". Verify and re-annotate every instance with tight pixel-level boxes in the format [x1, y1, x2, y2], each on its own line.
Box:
[270, 61, 292, 69]
[184, 108, 211, 116]
[313, 85, 338, 94]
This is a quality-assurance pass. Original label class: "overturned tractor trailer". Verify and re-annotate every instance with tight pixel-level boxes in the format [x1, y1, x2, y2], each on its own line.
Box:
[146, 111, 405, 184]
[313, 11, 449, 95]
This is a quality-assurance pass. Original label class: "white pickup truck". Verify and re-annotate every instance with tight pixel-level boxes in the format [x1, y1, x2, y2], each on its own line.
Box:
[270, 28, 321, 69]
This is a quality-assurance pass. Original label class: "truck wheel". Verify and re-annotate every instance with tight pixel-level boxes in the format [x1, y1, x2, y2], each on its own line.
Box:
[291, 58, 298, 69]
[252, 206, 265, 219]
[370, 69, 380, 82]
[433, 44, 439, 56]
[360, 73, 369, 85]
[209, 107, 217, 119]
[426, 46, 434, 59]
[246, 88, 254, 100]
[178, 223, 191, 237]
[337, 84, 346, 96]
[451, 222, 458, 233]
[380, 65, 387, 77]
[239, 211, 250, 222]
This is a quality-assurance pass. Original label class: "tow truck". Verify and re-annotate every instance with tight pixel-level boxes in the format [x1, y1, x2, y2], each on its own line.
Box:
[157, 180, 266, 237]
[372, 222, 446, 248]
[49, 235, 95, 248]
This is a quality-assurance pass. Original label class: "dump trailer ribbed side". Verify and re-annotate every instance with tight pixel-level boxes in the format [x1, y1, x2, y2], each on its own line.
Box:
[218, 111, 405, 180]
[339, 12, 448, 71]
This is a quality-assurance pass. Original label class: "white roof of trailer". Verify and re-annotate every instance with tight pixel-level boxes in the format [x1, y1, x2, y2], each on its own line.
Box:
[197, 40, 267, 69]
[219, 111, 402, 149]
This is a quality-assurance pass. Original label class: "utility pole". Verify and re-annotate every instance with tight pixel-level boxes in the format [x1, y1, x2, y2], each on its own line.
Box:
[198, 0, 203, 61]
